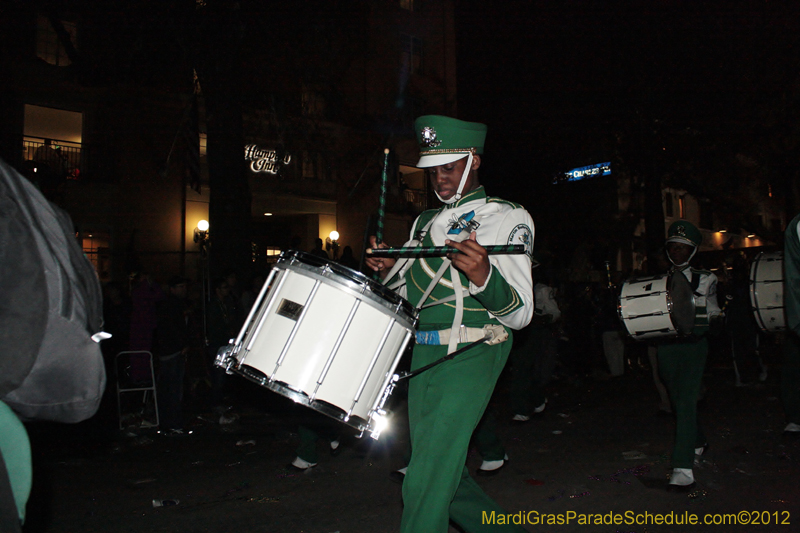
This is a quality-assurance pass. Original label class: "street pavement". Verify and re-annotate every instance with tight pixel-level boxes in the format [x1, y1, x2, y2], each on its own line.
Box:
[20, 339, 800, 533]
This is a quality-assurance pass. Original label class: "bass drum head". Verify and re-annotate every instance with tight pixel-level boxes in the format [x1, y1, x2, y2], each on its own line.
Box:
[668, 271, 696, 336]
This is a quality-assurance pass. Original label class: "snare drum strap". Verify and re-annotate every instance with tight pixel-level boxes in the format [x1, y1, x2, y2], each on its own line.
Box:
[690, 272, 701, 295]
[382, 213, 441, 292]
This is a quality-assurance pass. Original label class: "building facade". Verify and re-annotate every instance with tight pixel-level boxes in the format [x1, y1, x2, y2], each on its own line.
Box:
[1, 0, 457, 286]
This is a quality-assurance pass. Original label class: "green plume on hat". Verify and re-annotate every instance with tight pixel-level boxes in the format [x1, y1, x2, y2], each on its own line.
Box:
[414, 115, 487, 168]
[666, 220, 702, 247]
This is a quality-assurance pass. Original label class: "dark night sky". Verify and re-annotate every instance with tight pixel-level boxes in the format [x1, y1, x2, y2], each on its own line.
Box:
[453, 0, 800, 206]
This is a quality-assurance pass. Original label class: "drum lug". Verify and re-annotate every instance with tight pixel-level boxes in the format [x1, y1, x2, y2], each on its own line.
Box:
[368, 409, 390, 440]
[366, 374, 400, 439]
[214, 344, 237, 374]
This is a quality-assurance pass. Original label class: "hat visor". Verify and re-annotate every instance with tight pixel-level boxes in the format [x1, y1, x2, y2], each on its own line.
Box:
[416, 153, 468, 168]
[666, 236, 697, 247]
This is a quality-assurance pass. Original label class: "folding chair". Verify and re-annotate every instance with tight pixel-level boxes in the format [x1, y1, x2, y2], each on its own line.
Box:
[115, 351, 159, 430]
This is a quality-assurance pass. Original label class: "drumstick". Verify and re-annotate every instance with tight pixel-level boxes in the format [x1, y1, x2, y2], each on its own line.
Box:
[366, 244, 526, 258]
[375, 148, 390, 246]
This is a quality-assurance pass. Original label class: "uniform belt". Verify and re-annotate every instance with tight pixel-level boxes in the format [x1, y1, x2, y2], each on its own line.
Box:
[415, 324, 508, 346]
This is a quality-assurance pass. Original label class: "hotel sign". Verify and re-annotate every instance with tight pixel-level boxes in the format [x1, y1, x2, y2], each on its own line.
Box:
[554, 162, 611, 184]
[244, 145, 292, 174]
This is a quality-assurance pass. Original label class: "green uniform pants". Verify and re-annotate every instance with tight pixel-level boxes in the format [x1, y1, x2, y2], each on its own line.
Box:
[657, 338, 707, 469]
[401, 338, 525, 533]
[509, 326, 552, 416]
[474, 408, 506, 462]
[781, 332, 800, 424]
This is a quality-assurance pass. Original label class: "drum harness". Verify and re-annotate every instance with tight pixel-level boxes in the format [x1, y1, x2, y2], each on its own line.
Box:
[660, 266, 705, 344]
[377, 204, 509, 383]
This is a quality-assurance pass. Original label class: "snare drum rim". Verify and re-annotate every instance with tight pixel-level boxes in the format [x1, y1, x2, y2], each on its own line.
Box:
[749, 250, 786, 332]
[277, 250, 418, 329]
[234, 363, 373, 433]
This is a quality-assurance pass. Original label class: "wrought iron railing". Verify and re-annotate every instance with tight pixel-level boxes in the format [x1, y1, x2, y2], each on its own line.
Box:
[23, 137, 83, 179]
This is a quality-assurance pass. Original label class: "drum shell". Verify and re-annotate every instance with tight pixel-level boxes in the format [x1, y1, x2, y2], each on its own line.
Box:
[618, 272, 695, 341]
[749, 251, 785, 332]
[230, 251, 417, 430]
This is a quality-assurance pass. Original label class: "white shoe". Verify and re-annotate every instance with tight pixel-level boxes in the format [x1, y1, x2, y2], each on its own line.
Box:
[784, 422, 800, 434]
[511, 414, 530, 422]
[694, 443, 709, 456]
[533, 400, 547, 413]
[291, 457, 317, 470]
[477, 454, 509, 476]
[669, 467, 695, 486]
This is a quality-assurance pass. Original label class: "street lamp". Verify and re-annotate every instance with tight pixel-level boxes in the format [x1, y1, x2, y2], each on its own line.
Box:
[194, 219, 211, 343]
[194, 219, 209, 243]
[326, 230, 340, 260]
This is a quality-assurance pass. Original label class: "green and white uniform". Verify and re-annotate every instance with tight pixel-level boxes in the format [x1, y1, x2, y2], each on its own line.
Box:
[781, 213, 800, 426]
[387, 185, 534, 533]
[657, 265, 720, 469]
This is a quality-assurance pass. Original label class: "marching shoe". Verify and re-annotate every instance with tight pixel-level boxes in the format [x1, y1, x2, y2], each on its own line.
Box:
[290, 456, 317, 471]
[667, 468, 696, 492]
[477, 454, 509, 477]
[511, 414, 530, 423]
[694, 443, 709, 456]
[389, 466, 407, 485]
[783, 422, 800, 435]
[694, 443, 709, 465]
[667, 481, 697, 493]
[533, 399, 547, 414]
[330, 440, 341, 457]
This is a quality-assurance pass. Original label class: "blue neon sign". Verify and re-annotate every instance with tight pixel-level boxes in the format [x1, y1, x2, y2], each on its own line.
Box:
[555, 162, 611, 184]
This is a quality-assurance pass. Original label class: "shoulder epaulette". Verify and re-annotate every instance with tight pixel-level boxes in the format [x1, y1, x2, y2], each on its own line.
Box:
[487, 197, 523, 209]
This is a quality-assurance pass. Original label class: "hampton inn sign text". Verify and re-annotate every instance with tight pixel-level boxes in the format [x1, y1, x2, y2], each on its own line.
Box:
[244, 145, 292, 174]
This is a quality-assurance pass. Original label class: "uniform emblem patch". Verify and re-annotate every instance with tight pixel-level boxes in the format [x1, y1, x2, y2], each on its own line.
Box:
[447, 210, 480, 235]
[420, 126, 442, 148]
[508, 224, 533, 259]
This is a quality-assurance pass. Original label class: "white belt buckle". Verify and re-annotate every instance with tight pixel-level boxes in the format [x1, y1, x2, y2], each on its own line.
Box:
[458, 324, 467, 343]
[483, 324, 508, 345]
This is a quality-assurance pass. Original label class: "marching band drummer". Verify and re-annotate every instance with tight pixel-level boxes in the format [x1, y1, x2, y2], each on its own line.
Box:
[781, 212, 800, 436]
[658, 220, 721, 491]
[366, 115, 535, 532]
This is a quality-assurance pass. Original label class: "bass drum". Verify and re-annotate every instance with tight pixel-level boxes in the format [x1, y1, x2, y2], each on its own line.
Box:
[749, 251, 785, 332]
[618, 271, 696, 340]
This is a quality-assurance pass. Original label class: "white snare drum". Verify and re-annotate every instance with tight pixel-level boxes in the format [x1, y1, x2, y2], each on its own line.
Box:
[618, 272, 695, 340]
[216, 251, 417, 439]
[749, 251, 785, 332]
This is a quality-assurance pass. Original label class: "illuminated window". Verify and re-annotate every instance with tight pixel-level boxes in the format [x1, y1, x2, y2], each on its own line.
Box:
[36, 15, 76, 67]
[265, 246, 281, 263]
[199, 132, 207, 157]
[23, 105, 83, 180]
[400, 34, 423, 75]
[79, 229, 111, 281]
[678, 196, 686, 219]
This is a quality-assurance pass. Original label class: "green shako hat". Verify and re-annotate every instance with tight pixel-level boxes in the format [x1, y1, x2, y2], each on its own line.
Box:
[415, 115, 487, 168]
[666, 220, 702, 248]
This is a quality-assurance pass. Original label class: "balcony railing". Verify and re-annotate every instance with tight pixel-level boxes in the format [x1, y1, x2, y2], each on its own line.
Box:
[23, 137, 82, 180]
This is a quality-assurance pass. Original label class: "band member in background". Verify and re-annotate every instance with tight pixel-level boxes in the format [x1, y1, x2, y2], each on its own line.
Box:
[781, 212, 800, 435]
[657, 220, 721, 491]
[367, 115, 534, 532]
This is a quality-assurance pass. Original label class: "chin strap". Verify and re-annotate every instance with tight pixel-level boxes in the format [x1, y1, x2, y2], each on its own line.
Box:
[434, 153, 473, 205]
[667, 245, 697, 268]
